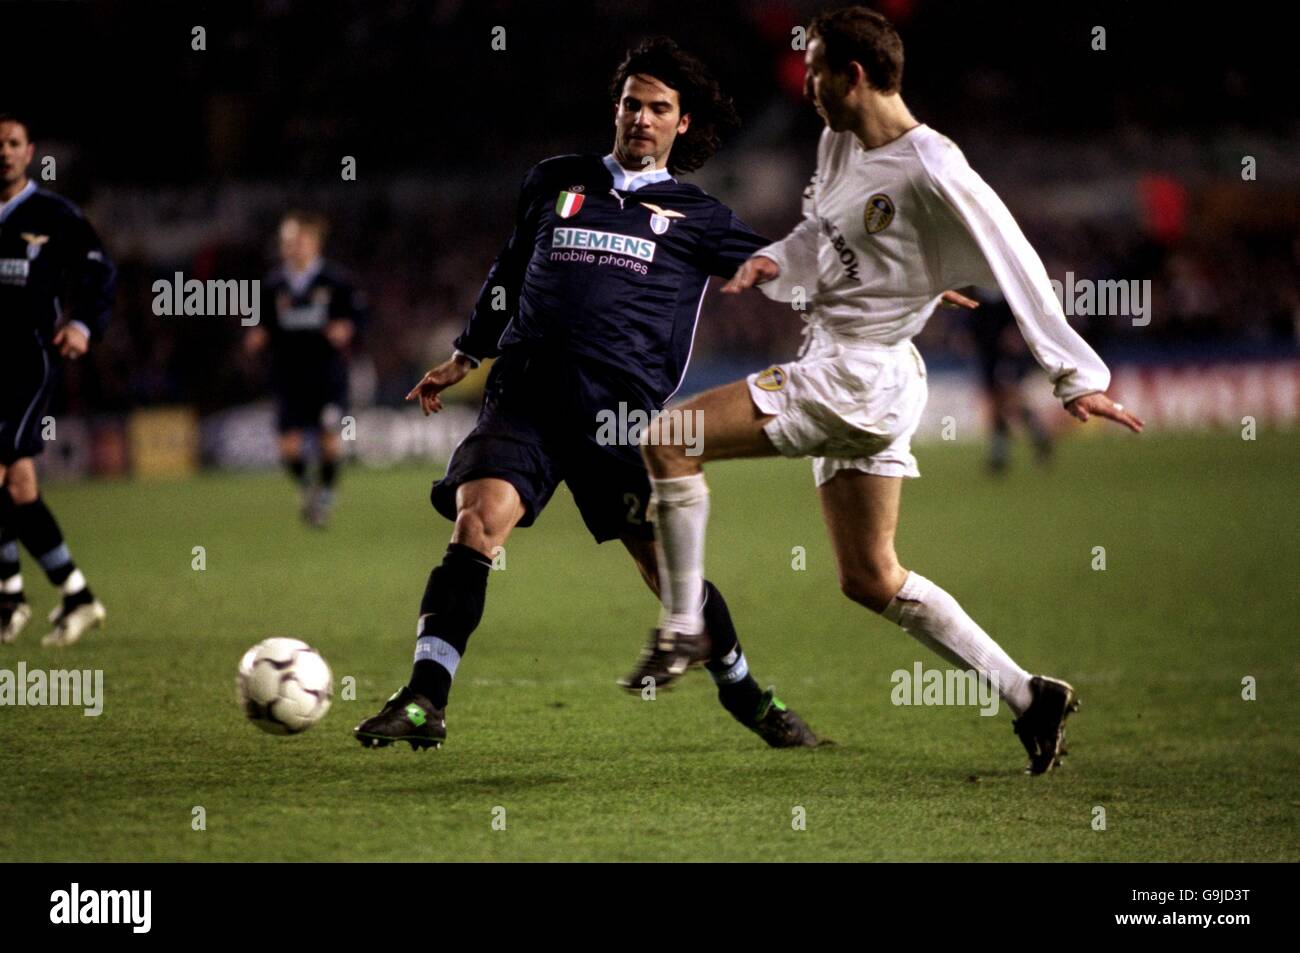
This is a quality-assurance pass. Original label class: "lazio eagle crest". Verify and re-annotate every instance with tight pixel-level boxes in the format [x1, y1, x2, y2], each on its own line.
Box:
[641, 202, 685, 235]
[21, 232, 49, 261]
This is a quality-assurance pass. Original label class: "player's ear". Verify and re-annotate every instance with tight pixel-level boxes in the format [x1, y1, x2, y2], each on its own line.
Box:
[847, 60, 867, 92]
[677, 112, 690, 135]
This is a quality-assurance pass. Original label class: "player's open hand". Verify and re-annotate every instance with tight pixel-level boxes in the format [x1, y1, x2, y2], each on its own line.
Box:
[939, 290, 980, 309]
[324, 319, 355, 349]
[721, 255, 780, 294]
[243, 326, 269, 356]
[52, 324, 89, 360]
[1066, 392, 1144, 433]
[406, 355, 473, 415]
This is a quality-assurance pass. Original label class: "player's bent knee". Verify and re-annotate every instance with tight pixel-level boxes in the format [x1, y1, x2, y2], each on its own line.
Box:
[840, 576, 889, 613]
[839, 560, 905, 613]
[9, 482, 38, 505]
[5, 468, 38, 504]
[641, 432, 691, 477]
[452, 509, 496, 554]
[453, 497, 520, 553]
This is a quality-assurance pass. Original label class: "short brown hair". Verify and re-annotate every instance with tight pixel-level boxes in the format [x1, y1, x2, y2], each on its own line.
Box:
[0, 113, 32, 141]
[809, 6, 904, 93]
[282, 209, 329, 241]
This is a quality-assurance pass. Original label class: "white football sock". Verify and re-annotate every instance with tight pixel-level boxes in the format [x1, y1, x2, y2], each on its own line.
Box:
[61, 569, 87, 596]
[883, 571, 1034, 716]
[649, 473, 709, 635]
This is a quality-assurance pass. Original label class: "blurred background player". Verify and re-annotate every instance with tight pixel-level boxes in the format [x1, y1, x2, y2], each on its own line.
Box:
[965, 286, 1054, 473]
[354, 38, 821, 752]
[245, 211, 367, 528]
[0, 113, 115, 647]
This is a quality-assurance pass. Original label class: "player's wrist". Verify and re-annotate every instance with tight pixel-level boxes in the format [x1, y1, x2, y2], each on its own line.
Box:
[1062, 389, 1101, 407]
[751, 254, 782, 283]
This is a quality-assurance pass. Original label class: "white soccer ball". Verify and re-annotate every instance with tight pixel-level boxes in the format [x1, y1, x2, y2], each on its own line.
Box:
[236, 637, 333, 735]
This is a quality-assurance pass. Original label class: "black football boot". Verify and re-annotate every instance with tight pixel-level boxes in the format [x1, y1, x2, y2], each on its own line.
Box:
[618, 628, 711, 693]
[354, 686, 446, 751]
[1012, 675, 1079, 774]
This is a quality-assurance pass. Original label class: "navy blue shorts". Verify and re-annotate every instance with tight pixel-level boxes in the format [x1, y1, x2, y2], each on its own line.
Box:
[432, 349, 655, 544]
[274, 374, 348, 434]
[979, 351, 1034, 392]
[0, 345, 57, 466]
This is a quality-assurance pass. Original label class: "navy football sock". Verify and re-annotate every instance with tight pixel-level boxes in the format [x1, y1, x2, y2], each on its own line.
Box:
[286, 457, 308, 485]
[0, 494, 19, 590]
[702, 580, 765, 723]
[409, 543, 494, 708]
[12, 497, 84, 592]
[0, 491, 21, 598]
[318, 459, 338, 507]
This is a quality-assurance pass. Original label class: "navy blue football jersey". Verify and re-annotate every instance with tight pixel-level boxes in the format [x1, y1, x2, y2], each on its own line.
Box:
[260, 259, 367, 386]
[455, 154, 770, 408]
[0, 183, 115, 353]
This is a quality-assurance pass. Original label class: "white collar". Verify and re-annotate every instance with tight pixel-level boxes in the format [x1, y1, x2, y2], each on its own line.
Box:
[0, 181, 37, 223]
[603, 154, 673, 192]
[285, 257, 323, 295]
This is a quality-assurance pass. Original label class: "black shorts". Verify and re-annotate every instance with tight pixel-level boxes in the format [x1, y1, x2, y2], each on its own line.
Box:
[274, 376, 348, 434]
[0, 345, 57, 466]
[431, 349, 655, 544]
[978, 349, 1033, 392]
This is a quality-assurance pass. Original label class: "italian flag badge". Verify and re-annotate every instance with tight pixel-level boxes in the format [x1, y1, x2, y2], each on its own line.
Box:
[555, 190, 585, 218]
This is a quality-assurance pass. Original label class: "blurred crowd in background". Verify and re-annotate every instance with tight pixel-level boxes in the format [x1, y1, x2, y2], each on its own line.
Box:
[11, 0, 1298, 419]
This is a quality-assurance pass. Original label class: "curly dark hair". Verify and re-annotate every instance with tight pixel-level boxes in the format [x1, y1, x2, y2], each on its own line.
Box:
[608, 37, 738, 175]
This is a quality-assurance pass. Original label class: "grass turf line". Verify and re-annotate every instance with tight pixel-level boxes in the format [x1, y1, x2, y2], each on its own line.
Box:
[0, 432, 1295, 861]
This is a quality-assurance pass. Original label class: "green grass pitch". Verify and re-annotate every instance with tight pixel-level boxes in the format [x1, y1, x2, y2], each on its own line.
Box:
[1, 431, 1295, 861]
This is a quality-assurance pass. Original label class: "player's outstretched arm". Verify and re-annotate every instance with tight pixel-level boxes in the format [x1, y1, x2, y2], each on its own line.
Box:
[938, 289, 980, 310]
[721, 254, 781, 293]
[1065, 392, 1144, 433]
[405, 352, 476, 416]
[452, 165, 544, 364]
[723, 254, 978, 312]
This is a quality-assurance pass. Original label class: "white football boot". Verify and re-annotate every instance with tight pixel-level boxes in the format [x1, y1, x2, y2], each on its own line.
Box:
[0, 600, 33, 645]
[41, 599, 106, 647]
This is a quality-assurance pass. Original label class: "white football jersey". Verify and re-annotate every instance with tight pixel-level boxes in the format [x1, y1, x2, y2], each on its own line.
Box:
[756, 124, 1109, 403]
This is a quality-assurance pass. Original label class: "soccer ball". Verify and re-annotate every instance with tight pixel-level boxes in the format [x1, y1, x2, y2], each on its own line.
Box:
[236, 638, 333, 735]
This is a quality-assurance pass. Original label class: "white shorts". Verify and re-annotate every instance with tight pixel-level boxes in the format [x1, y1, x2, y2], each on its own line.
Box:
[745, 333, 928, 485]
